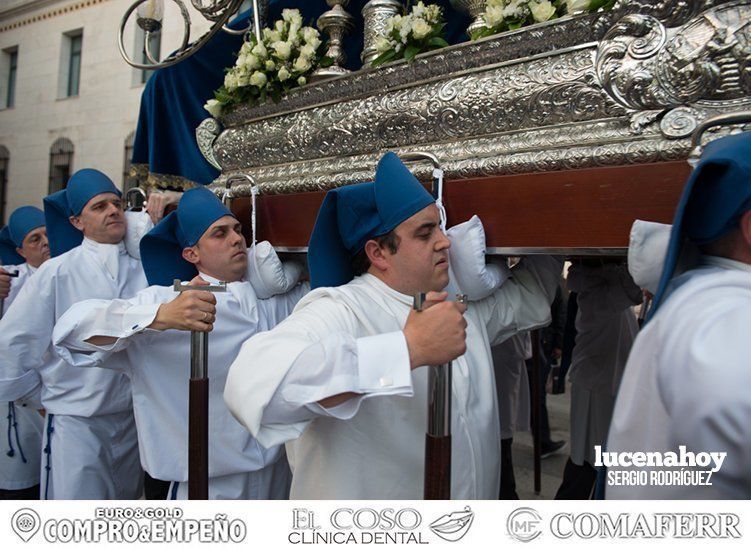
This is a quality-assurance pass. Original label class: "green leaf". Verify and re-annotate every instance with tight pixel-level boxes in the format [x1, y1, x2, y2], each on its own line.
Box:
[470, 26, 498, 40]
[427, 36, 449, 48]
[318, 56, 334, 68]
[371, 49, 398, 67]
[404, 44, 420, 62]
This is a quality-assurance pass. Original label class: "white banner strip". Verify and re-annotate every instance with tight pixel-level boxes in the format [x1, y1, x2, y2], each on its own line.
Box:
[1, 500, 749, 549]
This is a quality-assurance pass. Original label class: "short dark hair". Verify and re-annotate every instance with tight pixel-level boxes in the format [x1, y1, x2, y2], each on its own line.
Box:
[351, 230, 401, 276]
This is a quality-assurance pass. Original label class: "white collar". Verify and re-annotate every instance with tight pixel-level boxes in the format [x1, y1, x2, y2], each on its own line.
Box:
[196, 271, 258, 321]
[82, 237, 126, 280]
[700, 255, 751, 275]
[359, 273, 414, 307]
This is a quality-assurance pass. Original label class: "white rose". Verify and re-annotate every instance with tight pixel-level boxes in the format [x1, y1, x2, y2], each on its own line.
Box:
[566, 0, 592, 14]
[484, 5, 504, 28]
[249, 71, 267, 87]
[271, 41, 292, 60]
[412, 1, 426, 18]
[302, 27, 319, 43]
[300, 44, 316, 58]
[399, 16, 412, 43]
[204, 99, 222, 118]
[242, 53, 260, 70]
[411, 18, 431, 40]
[278, 66, 291, 81]
[237, 70, 251, 87]
[223, 71, 239, 91]
[375, 36, 392, 53]
[293, 55, 312, 73]
[386, 14, 403, 34]
[251, 42, 267, 59]
[265, 59, 276, 71]
[424, 5, 442, 24]
[503, 1, 526, 19]
[265, 29, 281, 43]
[282, 8, 303, 26]
[289, 20, 302, 40]
[297, 76, 307, 86]
[530, 1, 556, 22]
[275, 19, 285, 32]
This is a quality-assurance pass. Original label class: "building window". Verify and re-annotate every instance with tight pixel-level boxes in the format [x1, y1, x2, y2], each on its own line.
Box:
[0, 146, 8, 225]
[67, 33, 82, 96]
[2, 48, 18, 109]
[58, 30, 83, 99]
[48, 138, 74, 194]
[123, 131, 137, 191]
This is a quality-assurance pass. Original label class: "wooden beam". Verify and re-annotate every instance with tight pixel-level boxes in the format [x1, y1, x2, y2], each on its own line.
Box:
[229, 161, 690, 250]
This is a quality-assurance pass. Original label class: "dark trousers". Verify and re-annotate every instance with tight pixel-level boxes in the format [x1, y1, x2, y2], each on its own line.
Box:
[555, 458, 597, 500]
[144, 472, 170, 500]
[499, 437, 519, 499]
[0, 484, 40, 500]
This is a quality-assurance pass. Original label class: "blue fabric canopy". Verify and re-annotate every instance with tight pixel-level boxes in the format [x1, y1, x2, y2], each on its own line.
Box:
[132, 1, 470, 186]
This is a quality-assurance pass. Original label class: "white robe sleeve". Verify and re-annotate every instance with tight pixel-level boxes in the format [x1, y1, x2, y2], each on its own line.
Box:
[474, 255, 563, 347]
[52, 291, 163, 371]
[0, 269, 51, 401]
[658, 303, 751, 498]
[225, 294, 413, 448]
[257, 282, 310, 327]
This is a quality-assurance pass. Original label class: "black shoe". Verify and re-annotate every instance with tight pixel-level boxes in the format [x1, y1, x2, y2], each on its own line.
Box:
[541, 440, 566, 459]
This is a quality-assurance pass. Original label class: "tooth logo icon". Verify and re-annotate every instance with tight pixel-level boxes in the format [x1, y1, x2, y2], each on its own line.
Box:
[429, 506, 474, 542]
[11, 508, 41, 542]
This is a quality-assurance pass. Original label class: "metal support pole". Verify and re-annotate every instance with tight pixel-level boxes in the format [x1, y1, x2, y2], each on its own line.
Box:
[173, 279, 226, 500]
[530, 329, 542, 495]
[414, 292, 466, 500]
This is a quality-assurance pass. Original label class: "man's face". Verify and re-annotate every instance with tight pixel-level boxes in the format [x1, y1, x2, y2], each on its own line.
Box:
[182, 216, 247, 283]
[371, 204, 450, 295]
[17, 226, 50, 268]
[69, 193, 126, 244]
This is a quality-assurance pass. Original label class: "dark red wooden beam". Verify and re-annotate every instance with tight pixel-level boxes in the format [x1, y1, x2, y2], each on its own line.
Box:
[230, 161, 690, 250]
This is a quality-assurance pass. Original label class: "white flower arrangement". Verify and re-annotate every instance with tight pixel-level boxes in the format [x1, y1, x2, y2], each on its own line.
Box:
[204, 9, 331, 117]
[371, 1, 448, 66]
[471, 0, 619, 40]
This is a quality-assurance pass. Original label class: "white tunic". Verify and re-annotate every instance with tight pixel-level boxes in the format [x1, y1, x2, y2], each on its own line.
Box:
[224, 257, 562, 499]
[607, 257, 751, 499]
[3, 262, 35, 310]
[53, 278, 307, 498]
[1, 262, 44, 491]
[0, 238, 147, 499]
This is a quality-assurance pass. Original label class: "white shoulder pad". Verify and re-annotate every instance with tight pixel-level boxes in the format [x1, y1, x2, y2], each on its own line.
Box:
[447, 215, 511, 301]
[246, 241, 303, 299]
[628, 219, 671, 295]
[124, 211, 154, 260]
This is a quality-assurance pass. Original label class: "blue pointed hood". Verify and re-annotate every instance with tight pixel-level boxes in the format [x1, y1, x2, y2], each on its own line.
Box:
[139, 187, 237, 286]
[649, 131, 751, 319]
[0, 206, 46, 265]
[42, 169, 121, 257]
[307, 152, 435, 288]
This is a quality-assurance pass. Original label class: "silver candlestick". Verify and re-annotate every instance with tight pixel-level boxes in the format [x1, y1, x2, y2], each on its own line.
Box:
[311, 0, 356, 81]
[361, 0, 403, 66]
[450, 0, 488, 36]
